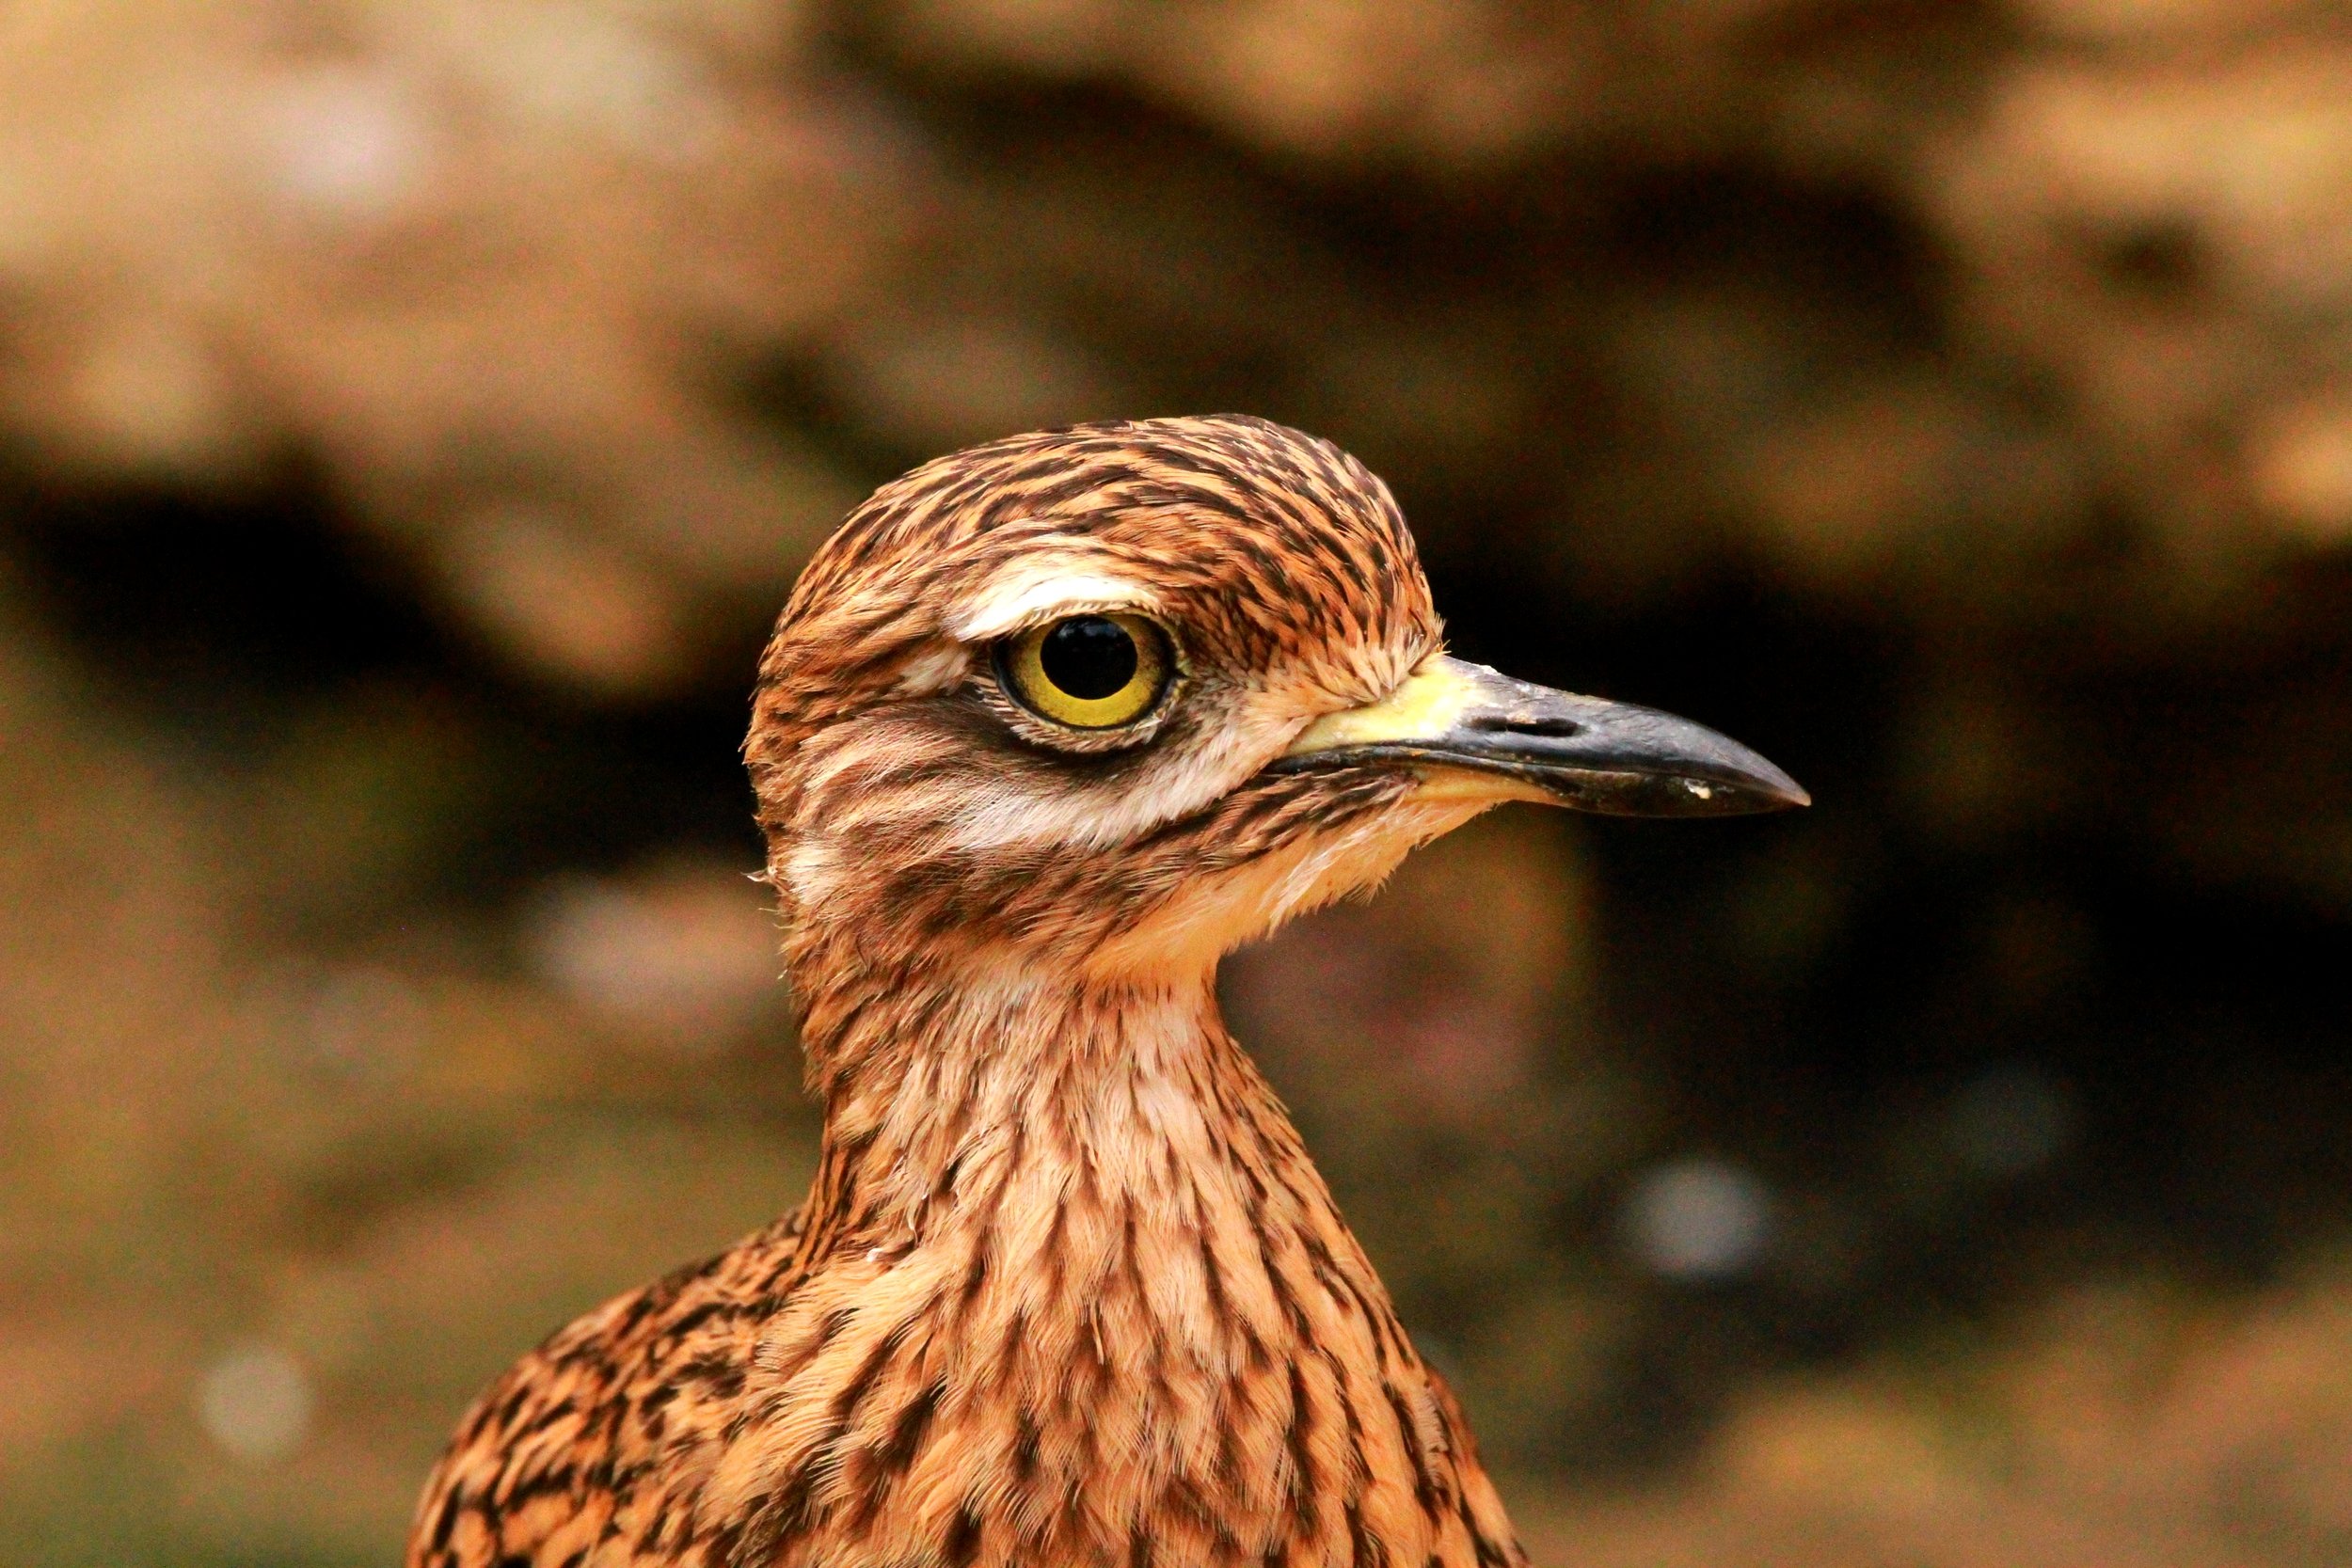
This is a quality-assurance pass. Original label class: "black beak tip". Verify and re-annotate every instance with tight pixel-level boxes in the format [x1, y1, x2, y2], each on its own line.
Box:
[1690, 744, 1810, 816]
[1551, 718, 1811, 817]
[1661, 768, 1809, 816]
[1752, 762, 1811, 813]
[1611, 709, 1810, 816]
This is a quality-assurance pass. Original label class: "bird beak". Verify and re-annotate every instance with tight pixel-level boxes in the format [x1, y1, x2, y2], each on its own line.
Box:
[1274, 655, 1809, 816]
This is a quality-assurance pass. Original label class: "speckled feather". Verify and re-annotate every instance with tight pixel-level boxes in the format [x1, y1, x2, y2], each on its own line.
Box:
[409, 416, 1531, 1568]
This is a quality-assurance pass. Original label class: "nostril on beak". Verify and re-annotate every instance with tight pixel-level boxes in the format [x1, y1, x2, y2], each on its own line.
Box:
[1465, 713, 1584, 739]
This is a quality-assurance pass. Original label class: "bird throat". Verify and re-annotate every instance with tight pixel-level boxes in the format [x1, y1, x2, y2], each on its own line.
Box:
[716, 949, 1523, 1567]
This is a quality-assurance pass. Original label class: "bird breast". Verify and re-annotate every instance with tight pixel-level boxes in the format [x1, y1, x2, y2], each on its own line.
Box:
[679, 980, 1509, 1568]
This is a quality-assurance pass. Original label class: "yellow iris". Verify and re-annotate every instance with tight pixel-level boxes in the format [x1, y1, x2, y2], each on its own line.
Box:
[1002, 612, 1171, 729]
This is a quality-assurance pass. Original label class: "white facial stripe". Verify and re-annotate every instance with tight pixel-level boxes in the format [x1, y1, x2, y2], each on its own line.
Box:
[949, 571, 1162, 642]
[891, 642, 972, 697]
[939, 705, 1292, 855]
[943, 752, 1219, 856]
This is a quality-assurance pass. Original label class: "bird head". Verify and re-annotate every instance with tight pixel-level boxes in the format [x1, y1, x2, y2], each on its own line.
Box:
[749, 416, 1804, 987]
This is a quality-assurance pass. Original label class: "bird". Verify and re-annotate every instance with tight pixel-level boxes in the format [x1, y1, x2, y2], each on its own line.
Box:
[407, 414, 1806, 1568]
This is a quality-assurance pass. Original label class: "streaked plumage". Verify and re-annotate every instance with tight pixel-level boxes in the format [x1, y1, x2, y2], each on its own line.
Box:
[409, 415, 1804, 1568]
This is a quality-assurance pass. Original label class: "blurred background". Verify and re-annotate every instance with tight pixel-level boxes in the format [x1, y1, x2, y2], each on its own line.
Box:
[4, 1, 2352, 1563]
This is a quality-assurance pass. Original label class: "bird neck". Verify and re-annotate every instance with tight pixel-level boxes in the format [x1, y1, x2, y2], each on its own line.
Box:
[789, 948, 1343, 1271]
[725, 944, 1522, 1568]
[781, 942, 1432, 1422]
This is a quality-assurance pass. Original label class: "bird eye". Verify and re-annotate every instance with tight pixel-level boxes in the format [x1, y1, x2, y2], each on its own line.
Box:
[999, 612, 1171, 730]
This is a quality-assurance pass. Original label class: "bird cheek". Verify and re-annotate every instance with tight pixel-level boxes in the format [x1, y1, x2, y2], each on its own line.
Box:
[1085, 791, 1483, 980]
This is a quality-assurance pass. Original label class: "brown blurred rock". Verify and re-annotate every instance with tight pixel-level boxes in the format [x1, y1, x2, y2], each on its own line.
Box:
[1518, 1269, 2352, 1567]
[882, 0, 1616, 168]
[524, 859, 783, 1049]
[0, 0, 894, 691]
[1928, 40, 2352, 562]
[6, 4, 2352, 1563]
[0, 567, 813, 1555]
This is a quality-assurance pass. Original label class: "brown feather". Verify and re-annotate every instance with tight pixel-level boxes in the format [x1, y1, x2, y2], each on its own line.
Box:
[408, 416, 1529, 1568]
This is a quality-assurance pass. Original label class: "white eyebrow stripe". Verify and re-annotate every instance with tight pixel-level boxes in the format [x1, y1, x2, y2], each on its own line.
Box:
[891, 641, 972, 696]
[948, 572, 1161, 641]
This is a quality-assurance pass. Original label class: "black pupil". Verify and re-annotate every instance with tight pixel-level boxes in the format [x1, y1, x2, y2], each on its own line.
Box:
[1040, 616, 1139, 701]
